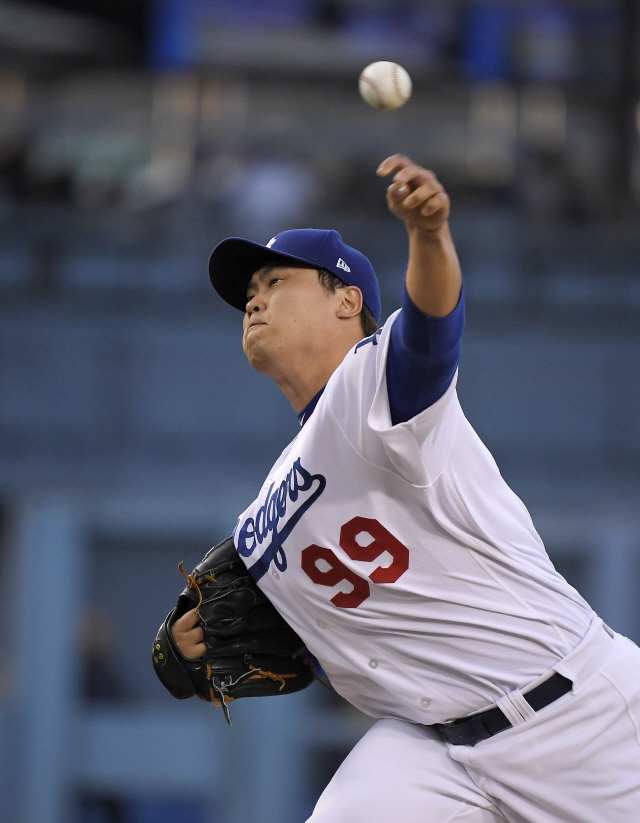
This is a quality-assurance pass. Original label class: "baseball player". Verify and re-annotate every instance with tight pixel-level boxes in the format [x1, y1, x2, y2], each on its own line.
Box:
[173, 155, 640, 822]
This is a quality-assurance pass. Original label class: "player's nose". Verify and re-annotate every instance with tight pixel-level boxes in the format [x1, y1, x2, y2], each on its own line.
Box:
[245, 291, 266, 315]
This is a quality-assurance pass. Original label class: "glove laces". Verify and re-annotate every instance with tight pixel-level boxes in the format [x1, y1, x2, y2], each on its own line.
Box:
[178, 561, 217, 613]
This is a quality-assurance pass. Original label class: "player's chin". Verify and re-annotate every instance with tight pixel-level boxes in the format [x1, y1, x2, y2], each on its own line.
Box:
[242, 336, 270, 372]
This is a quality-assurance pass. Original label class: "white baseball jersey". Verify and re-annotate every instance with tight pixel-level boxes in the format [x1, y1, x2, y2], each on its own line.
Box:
[233, 311, 594, 725]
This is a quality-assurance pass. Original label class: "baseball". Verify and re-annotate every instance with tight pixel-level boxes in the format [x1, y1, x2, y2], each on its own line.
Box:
[359, 61, 412, 110]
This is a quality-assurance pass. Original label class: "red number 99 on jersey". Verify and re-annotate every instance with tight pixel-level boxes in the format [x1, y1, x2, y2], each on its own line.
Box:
[300, 517, 409, 608]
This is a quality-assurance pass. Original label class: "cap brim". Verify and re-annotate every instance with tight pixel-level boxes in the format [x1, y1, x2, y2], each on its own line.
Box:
[209, 238, 320, 312]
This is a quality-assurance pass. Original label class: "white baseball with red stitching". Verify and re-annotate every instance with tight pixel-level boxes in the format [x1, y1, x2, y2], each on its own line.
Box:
[359, 61, 412, 111]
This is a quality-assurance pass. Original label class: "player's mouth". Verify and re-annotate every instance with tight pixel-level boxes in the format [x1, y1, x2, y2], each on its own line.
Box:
[245, 320, 267, 336]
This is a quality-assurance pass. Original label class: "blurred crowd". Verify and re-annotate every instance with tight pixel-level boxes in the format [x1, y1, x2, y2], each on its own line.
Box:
[0, 0, 635, 226]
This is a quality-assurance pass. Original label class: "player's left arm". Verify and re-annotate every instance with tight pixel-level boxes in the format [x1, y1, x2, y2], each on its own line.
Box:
[377, 155, 461, 317]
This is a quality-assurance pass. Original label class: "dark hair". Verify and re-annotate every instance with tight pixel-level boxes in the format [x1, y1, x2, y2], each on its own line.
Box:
[317, 269, 379, 338]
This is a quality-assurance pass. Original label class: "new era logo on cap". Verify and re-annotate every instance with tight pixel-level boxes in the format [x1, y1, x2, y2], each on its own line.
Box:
[266, 237, 277, 248]
[337, 258, 351, 272]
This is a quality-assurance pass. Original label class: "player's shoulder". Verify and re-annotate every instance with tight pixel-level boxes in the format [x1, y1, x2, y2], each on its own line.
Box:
[312, 312, 400, 458]
[324, 311, 399, 414]
[338, 310, 399, 380]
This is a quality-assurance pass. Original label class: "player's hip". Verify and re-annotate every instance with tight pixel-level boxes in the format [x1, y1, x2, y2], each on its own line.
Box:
[447, 620, 640, 822]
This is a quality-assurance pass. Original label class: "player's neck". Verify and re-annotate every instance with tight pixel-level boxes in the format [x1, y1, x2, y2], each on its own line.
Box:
[271, 341, 354, 414]
[274, 358, 339, 414]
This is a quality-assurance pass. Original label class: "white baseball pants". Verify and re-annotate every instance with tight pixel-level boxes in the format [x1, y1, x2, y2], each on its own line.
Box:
[307, 619, 640, 823]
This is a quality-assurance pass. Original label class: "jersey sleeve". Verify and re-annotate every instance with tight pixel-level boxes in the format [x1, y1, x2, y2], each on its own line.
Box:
[386, 283, 465, 426]
[366, 310, 462, 487]
[324, 304, 464, 488]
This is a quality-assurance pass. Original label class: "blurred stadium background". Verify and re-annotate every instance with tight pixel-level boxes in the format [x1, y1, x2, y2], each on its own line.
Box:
[0, 1, 639, 821]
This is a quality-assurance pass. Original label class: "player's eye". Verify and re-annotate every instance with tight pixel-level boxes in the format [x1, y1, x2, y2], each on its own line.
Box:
[269, 277, 281, 287]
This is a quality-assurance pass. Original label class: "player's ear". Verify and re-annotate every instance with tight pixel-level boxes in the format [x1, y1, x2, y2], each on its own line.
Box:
[336, 286, 363, 320]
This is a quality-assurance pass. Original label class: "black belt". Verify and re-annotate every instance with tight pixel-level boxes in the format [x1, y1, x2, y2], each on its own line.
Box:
[436, 672, 573, 746]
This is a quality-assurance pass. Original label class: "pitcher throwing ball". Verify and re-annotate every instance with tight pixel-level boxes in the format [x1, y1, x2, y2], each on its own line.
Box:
[173, 155, 640, 822]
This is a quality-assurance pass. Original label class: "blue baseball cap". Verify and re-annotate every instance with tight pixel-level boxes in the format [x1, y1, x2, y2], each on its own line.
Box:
[208, 228, 381, 323]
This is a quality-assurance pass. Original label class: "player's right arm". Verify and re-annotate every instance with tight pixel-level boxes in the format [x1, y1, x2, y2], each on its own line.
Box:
[376, 156, 465, 427]
[377, 154, 461, 318]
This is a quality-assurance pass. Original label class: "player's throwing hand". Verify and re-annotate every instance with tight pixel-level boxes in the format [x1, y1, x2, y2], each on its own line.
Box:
[377, 155, 450, 235]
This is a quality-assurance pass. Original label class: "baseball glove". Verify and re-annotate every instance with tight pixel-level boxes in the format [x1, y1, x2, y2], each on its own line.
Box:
[152, 536, 316, 724]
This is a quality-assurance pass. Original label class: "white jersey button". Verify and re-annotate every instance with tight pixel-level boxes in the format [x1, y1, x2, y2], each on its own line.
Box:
[369, 659, 379, 669]
[271, 568, 280, 579]
[420, 697, 431, 709]
[317, 619, 327, 629]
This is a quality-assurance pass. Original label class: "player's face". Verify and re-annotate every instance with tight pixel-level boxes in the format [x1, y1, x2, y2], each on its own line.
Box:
[242, 265, 344, 376]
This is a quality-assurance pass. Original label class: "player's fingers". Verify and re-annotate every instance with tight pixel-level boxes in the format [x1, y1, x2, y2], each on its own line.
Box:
[171, 618, 206, 659]
[181, 639, 206, 660]
[402, 181, 443, 210]
[190, 642, 207, 659]
[420, 191, 450, 218]
[376, 154, 413, 177]
[387, 181, 411, 205]
[173, 608, 200, 632]
[186, 625, 204, 644]
[392, 165, 438, 191]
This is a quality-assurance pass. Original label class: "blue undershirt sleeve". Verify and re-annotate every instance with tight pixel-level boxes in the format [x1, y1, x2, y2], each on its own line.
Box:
[386, 283, 465, 426]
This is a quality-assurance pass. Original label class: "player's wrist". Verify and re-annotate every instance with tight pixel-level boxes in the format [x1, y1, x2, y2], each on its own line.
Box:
[406, 222, 451, 246]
